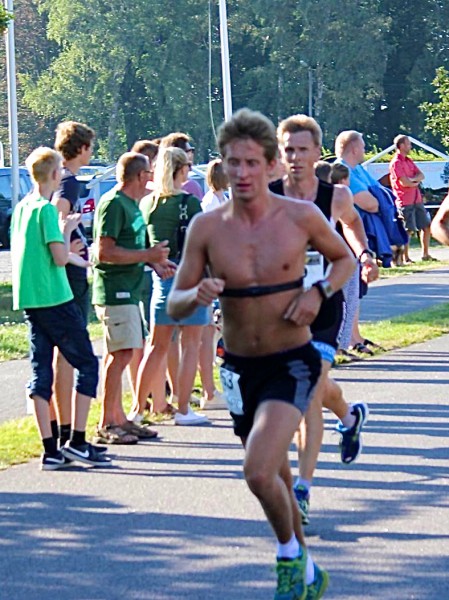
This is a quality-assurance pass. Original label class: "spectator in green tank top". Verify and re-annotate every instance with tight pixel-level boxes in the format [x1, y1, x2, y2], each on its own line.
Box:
[131, 146, 210, 426]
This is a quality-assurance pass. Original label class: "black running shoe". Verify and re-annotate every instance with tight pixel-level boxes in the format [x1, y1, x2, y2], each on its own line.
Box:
[40, 451, 69, 471]
[61, 442, 112, 466]
[336, 403, 369, 464]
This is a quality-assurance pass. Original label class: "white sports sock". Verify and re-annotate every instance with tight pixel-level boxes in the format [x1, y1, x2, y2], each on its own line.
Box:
[127, 411, 142, 423]
[276, 534, 300, 560]
[306, 552, 315, 585]
[295, 477, 312, 492]
[341, 405, 356, 429]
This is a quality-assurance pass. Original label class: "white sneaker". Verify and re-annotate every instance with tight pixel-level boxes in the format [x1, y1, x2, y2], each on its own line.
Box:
[174, 406, 209, 426]
[200, 390, 227, 410]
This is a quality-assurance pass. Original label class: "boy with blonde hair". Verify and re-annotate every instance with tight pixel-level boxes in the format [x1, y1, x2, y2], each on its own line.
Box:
[11, 147, 108, 470]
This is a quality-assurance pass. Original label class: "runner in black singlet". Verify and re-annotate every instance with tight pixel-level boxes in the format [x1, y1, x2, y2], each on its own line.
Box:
[274, 114, 378, 527]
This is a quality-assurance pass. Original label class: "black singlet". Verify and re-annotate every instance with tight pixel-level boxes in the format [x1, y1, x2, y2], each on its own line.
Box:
[219, 277, 304, 298]
[269, 178, 333, 221]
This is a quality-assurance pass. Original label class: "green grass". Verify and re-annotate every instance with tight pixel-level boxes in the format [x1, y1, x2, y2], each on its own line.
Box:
[359, 302, 449, 351]
[0, 282, 103, 361]
[2, 303, 449, 470]
[0, 370, 217, 470]
[379, 258, 449, 279]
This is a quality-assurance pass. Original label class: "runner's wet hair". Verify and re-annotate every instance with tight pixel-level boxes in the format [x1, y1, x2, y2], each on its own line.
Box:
[217, 108, 278, 163]
[277, 114, 322, 148]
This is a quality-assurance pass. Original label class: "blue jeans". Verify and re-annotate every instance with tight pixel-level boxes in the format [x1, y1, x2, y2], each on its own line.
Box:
[24, 300, 99, 402]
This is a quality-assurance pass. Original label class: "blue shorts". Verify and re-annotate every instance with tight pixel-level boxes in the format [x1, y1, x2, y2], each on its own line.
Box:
[311, 290, 345, 363]
[24, 300, 98, 402]
[151, 272, 209, 327]
[221, 343, 321, 438]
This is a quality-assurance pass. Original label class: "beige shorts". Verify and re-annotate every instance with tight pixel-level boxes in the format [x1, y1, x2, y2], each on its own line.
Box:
[95, 304, 144, 353]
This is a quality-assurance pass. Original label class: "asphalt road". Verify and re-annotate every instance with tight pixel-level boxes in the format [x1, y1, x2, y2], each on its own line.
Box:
[2, 247, 449, 598]
[1, 335, 449, 599]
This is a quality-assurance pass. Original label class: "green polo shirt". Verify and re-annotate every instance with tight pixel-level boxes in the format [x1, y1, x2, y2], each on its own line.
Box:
[92, 189, 146, 306]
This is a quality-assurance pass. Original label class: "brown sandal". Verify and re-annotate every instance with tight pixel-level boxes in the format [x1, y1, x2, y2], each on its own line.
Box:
[94, 425, 138, 445]
[121, 421, 158, 439]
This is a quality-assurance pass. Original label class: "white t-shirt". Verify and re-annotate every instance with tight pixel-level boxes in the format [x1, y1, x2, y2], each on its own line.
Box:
[201, 190, 225, 212]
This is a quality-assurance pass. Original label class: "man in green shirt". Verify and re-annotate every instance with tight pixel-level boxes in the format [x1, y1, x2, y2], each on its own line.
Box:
[92, 152, 174, 444]
[11, 147, 108, 470]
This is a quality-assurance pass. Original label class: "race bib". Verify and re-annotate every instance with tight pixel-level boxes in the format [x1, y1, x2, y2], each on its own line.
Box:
[219, 367, 244, 415]
[303, 250, 324, 289]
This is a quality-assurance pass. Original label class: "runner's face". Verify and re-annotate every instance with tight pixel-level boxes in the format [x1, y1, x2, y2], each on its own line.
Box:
[279, 131, 321, 182]
[223, 139, 274, 202]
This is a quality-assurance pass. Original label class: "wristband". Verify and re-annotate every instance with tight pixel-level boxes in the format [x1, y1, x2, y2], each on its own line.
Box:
[359, 248, 375, 260]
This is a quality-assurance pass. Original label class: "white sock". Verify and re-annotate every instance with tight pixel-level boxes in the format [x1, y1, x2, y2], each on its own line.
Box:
[126, 409, 141, 422]
[276, 534, 299, 560]
[306, 552, 315, 585]
[341, 405, 356, 429]
[295, 477, 311, 492]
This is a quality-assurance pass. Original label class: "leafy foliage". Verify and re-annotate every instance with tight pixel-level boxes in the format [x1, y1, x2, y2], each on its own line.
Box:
[2, 1, 449, 161]
[421, 68, 449, 149]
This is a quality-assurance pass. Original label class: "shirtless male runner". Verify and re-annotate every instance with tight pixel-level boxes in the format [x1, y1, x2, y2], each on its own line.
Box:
[167, 108, 355, 600]
[272, 115, 378, 524]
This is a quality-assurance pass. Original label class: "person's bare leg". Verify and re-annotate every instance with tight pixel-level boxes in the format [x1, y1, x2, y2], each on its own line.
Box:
[244, 400, 305, 545]
[198, 324, 217, 400]
[421, 226, 431, 258]
[322, 376, 347, 419]
[167, 333, 180, 398]
[127, 346, 144, 403]
[100, 349, 132, 427]
[350, 306, 364, 346]
[296, 362, 329, 481]
[33, 396, 52, 440]
[177, 326, 203, 414]
[135, 325, 174, 414]
[53, 350, 74, 426]
[279, 455, 305, 547]
[72, 392, 92, 431]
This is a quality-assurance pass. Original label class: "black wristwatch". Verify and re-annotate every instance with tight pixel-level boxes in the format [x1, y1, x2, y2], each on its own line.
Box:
[359, 248, 375, 260]
[312, 279, 334, 301]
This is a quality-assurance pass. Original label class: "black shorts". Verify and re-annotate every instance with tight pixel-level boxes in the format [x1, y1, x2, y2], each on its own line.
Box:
[67, 274, 90, 327]
[220, 343, 321, 438]
[311, 289, 345, 350]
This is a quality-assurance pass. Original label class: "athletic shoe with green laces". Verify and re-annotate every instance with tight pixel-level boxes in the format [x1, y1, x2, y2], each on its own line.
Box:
[306, 563, 329, 599]
[293, 484, 310, 525]
[274, 549, 307, 600]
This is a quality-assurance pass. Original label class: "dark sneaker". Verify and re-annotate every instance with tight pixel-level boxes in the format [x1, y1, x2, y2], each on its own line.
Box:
[61, 442, 112, 467]
[274, 549, 307, 600]
[336, 402, 369, 464]
[40, 451, 69, 471]
[293, 484, 310, 526]
[306, 563, 329, 599]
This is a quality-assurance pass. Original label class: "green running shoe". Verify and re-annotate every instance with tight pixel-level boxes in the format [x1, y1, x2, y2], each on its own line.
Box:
[274, 548, 307, 600]
[306, 563, 329, 599]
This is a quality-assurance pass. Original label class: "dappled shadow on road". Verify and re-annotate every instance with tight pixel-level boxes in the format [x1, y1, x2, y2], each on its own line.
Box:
[360, 273, 449, 322]
[0, 492, 273, 600]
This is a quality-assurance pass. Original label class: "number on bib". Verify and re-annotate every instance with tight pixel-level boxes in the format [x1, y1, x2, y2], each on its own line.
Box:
[219, 367, 244, 415]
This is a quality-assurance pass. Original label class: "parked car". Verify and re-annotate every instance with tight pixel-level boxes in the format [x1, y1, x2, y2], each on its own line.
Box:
[0, 167, 32, 248]
[77, 173, 117, 240]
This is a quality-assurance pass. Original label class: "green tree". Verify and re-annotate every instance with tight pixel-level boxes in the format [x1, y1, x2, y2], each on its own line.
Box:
[421, 67, 449, 149]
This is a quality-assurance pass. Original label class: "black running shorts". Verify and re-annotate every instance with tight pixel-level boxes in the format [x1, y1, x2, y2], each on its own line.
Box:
[220, 343, 321, 438]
